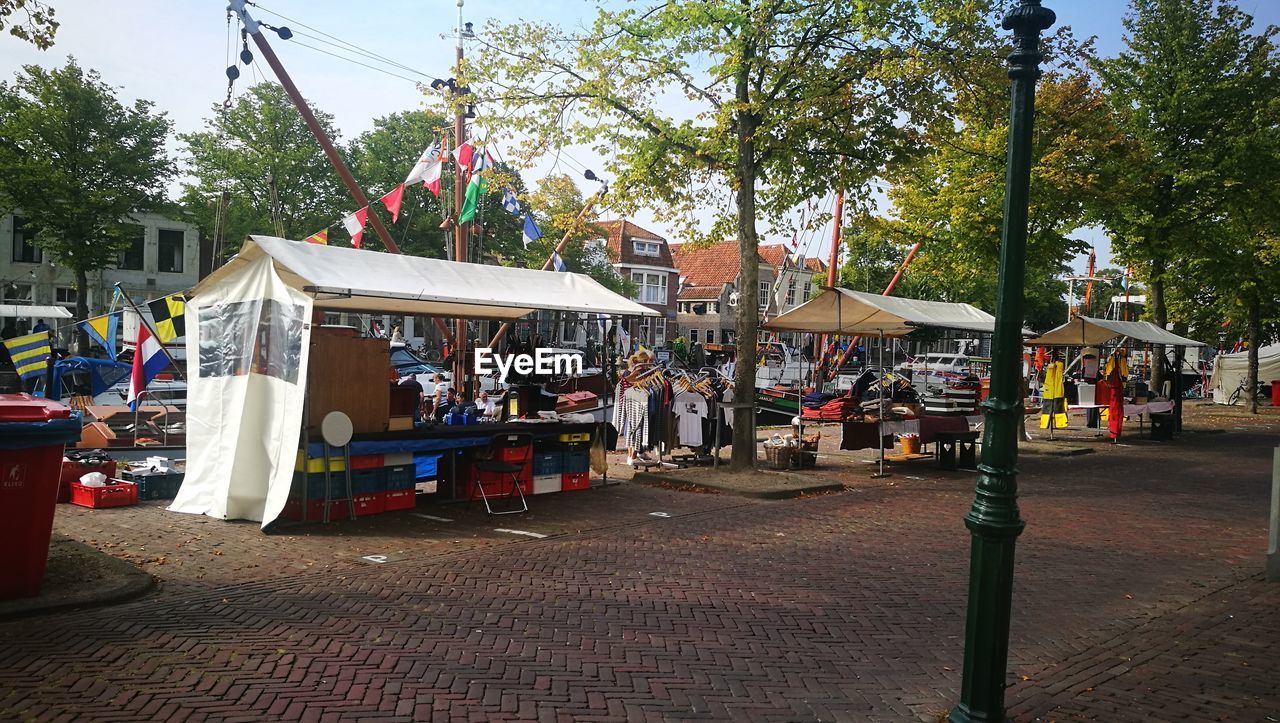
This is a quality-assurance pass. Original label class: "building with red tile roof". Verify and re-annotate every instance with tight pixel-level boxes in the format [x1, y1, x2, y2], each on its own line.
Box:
[595, 219, 678, 348]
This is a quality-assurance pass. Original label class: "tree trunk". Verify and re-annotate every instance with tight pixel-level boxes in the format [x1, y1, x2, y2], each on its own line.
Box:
[1147, 257, 1167, 397]
[730, 28, 759, 471]
[74, 267, 90, 355]
[1247, 293, 1260, 414]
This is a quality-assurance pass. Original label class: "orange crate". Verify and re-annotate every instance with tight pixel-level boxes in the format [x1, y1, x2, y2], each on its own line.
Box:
[69, 480, 137, 509]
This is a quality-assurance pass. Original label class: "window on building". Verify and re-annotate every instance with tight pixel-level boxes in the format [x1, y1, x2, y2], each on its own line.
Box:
[55, 287, 77, 305]
[2, 283, 33, 303]
[11, 216, 41, 264]
[631, 271, 667, 305]
[709, 302, 719, 314]
[158, 229, 184, 273]
[785, 279, 796, 306]
[723, 329, 735, 344]
[633, 240, 660, 257]
[637, 316, 650, 344]
[804, 281, 812, 299]
[758, 281, 771, 310]
[688, 328, 699, 343]
[118, 225, 145, 270]
[654, 318, 666, 346]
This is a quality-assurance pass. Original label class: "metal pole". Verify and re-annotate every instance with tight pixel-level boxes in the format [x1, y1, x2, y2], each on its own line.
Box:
[1268, 447, 1279, 581]
[872, 330, 889, 478]
[951, 3, 1054, 722]
[113, 284, 186, 380]
[452, 0, 469, 397]
[229, 1, 400, 254]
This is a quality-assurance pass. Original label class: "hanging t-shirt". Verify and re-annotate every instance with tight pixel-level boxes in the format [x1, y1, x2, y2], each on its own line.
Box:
[673, 391, 708, 447]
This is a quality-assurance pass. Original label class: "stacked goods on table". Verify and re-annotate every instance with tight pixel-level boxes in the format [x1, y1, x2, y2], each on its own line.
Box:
[283, 452, 420, 522]
[923, 376, 981, 417]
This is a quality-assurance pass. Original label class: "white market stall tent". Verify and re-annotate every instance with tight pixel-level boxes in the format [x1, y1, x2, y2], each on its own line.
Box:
[1026, 316, 1205, 348]
[763, 287, 998, 336]
[170, 235, 657, 527]
[0, 305, 73, 319]
[1210, 344, 1280, 404]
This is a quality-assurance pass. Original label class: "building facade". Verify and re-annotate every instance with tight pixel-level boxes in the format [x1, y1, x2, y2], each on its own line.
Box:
[598, 219, 679, 349]
[1, 211, 201, 345]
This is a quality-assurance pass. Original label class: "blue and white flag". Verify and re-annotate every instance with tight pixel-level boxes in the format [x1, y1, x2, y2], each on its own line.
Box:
[502, 189, 522, 216]
[551, 251, 567, 272]
[522, 213, 543, 248]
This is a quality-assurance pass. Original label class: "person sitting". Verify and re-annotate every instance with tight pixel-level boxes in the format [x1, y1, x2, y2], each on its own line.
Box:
[435, 388, 459, 423]
[475, 389, 496, 417]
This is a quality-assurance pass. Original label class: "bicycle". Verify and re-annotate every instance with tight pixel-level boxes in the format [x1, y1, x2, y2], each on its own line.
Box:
[1226, 379, 1269, 406]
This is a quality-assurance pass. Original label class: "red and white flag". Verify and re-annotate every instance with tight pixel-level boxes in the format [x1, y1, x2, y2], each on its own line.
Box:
[342, 207, 369, 249]
[380, 184, 405, 223]
[452, 141, 473, 171]
[127, 324, 167, 411]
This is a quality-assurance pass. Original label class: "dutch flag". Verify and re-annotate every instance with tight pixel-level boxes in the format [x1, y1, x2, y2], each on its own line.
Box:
[128, 324, 168, 410]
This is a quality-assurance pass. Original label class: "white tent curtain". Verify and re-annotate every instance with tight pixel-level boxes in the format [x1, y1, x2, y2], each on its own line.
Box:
[170, 252, 312, 526]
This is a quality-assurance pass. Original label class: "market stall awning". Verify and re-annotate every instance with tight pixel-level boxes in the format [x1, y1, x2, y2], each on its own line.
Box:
[194, 236, 658, 319]
[0, 304, 73, 319]
[1026, 316, 1205, 347]
[762, 288, 997, 336]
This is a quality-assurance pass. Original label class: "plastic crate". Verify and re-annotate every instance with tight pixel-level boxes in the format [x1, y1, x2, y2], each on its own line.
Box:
[384, 464, 415, 491]
[558, 432, 590, 443]
[69, 480, 138, 509]
[351, 468, 386, 495]
[282, 497, 352, 522]
[353, 492, 386, 517]
[294, 452, 384, 473]
[290, 468, 383, 498]
[122, 470, 184, 501]
[532, 474, 560, 495]
[532, 450, 562, 477]
[384, 488, 416, 511]
[562, 472, 590, 492]
[496, 444, 533, 464]
[61, 457, 116, 503]
[562, 444, 590, 474]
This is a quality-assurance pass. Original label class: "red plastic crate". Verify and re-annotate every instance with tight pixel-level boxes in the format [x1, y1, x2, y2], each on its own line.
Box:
[69, 480, 138, 509]
[496, 445, 532, 464]
[467, 470, 532, 500]
[562, 472, 590, 492]
[353, 492, 386, 517]
[60, 458, 117, 504]
[384, 488, 416, 511]
[282, 497, 352, 522]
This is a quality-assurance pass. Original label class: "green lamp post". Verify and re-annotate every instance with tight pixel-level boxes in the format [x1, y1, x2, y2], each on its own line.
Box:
[950, 2, 1055, 722]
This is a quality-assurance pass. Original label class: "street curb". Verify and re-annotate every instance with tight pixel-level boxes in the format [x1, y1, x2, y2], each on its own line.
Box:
[630, 470, 846, 500]
[1018, 444, 1095, 457]
[0, 538, 154, 621]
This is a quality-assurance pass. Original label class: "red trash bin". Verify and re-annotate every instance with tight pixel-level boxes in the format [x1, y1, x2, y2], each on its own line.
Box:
[1271, 380, 1280, 407]
[0, 394, 82, 599]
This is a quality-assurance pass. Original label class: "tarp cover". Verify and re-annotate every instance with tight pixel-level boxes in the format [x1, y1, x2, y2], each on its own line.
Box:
[0, 304, 73, 319]
[1210, 344, 1280, 404]
[170, 252, 313, 527]
[193, 235, 657, 319]
[763, 288, 997, 336]
[1027, 316, 1205, 347]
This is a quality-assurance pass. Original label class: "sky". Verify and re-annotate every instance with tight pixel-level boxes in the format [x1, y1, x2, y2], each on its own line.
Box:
[2, 0, 1278, 276]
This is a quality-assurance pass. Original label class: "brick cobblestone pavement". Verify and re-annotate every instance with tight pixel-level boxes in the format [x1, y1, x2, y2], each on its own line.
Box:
[1, 411, 1277, 721]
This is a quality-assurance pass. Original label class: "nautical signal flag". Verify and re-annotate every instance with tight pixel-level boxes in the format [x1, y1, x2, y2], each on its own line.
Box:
[342, 207, 369, 248]
[551, 251, 567, 272]
[2, 331, 52, 380]
[304, 229, 329, 245]
[405, 137, 446, 197]
[79, 311, 120, 359]
[127, 324, 167, 411]
[147, 294, 186, 343]
[522, 213, 542, 248]
[459, 174, 486, 224]
[502, 189, 522, 216]
[452, 141, 474, 171]
[380, 183, 406, 223]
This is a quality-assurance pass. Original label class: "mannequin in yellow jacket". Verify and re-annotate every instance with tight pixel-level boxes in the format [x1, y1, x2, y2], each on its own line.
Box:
[1039, 358, 1068, 429]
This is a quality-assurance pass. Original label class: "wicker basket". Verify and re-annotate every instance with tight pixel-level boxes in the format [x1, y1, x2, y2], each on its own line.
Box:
[764, 444, 793, 470]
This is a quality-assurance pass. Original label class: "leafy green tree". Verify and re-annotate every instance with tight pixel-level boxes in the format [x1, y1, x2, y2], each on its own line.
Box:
[179, 83, 346, 258]
[519, 174, 624, 293]
[1, 0, 56, 49]
[0, 59, 173, 343]
[1093, 0, 1280, 393]
[472, 0, 957, 468]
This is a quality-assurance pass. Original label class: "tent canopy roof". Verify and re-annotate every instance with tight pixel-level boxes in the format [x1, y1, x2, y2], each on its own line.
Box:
[762, 288, 997, 336]
[0, 304, 73, 319]
[1026, 316, 1205, 347]
[193, 236, 658, 320]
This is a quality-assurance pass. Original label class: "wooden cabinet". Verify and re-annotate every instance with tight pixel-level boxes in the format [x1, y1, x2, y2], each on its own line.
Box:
[307, 333, 390, 434]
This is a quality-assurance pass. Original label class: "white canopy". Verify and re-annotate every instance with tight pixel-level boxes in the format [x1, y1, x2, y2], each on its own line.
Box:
[763, 288, 997, 336]
[193, 235, 657, 319]
[1027, 316, 1205, 347]
[1210, 344, 1280, 404]
[0, 304, 73, 319]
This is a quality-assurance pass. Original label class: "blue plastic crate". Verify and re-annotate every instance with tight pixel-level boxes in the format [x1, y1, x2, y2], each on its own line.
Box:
[532, 450, 563, 477]
[123, 470, 184, 501]
[291, 469, 382, 498]
[562, 444, 589, 474]
[384, 464, 415, 490]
